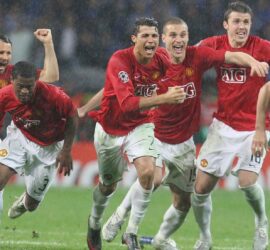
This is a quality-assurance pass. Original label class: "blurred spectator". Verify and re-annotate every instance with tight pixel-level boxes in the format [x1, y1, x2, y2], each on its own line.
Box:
[59, 13, 78, 69]
[9, 22, 34, 63]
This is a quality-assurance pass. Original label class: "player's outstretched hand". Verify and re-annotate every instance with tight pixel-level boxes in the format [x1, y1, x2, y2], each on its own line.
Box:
[34, 29, 53, 44]
[250, 61, 269, 77]
[251, 130, 268, 157]
[56, 150, 73, 176]
[165, 86, 186, 104]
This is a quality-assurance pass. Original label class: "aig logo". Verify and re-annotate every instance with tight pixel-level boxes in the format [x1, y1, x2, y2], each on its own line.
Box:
[135, 84, 157, 97]
[182, 82, 196, 99]
[221, 67, 246, 84]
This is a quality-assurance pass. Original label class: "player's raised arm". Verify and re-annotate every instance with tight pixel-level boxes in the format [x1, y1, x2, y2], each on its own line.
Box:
[34, 29, 59, 82]
[225, 51, 269, 77]
[77, 88, 104, 118]
[252, 82, 270, 156]
[56, 114, 78, 176]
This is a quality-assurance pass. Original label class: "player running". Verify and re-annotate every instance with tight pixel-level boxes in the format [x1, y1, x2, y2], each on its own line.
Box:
[0, 61, 77, 221]
[0, 28, 59, 222]
[82, 17, 185, 250]
[102, 16, 269, 250]
[192, 2, 270, 249]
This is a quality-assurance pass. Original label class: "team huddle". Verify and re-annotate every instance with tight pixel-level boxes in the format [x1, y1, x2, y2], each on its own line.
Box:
[0, 1, 269, 250]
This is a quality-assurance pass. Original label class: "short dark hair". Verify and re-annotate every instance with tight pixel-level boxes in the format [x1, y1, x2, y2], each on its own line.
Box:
[12, 61, 37, 79]
[132, 17, 159, 36]
[224, 1, 253, 21]
[163, 17, 187, 34]
[0, 34, 12, 45]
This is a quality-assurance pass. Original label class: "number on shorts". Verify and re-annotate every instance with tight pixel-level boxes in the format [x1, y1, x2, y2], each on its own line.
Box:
[250, 154, 261, 164]
[34, 176, 49, 195]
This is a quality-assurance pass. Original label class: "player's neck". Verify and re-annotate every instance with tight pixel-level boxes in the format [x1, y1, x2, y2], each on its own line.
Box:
[134, 54, 152, 65]
[170, 51, 185, 64]
[228, 37, 247, 48]
[133, 48, 153, 65]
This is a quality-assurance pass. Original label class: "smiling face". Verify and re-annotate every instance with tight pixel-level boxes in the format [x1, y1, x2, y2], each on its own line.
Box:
[0, 40, 12, 74]
[223, 11, 252, 48]
[13, 75, 36, 104]
[132, 25, 159, 64]
[162, 23, 189, 64]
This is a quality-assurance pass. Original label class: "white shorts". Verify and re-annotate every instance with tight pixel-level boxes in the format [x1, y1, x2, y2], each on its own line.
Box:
[156, 137, 196, 192]
[0, 123, 63, 201]
[197, 119, 269, 177]
[94, 122, 158, 186]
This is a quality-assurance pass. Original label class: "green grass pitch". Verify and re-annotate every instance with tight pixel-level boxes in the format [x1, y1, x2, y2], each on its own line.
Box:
[0, 185, 269, 250]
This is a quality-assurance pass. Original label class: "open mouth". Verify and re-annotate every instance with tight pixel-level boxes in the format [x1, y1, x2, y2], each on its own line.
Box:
[19, 95, 30, 103]
[173, 44, 185, 54]
[144, 45, 156, 55]
[236, 31, 247, 39]
[0, 62, 8, 73]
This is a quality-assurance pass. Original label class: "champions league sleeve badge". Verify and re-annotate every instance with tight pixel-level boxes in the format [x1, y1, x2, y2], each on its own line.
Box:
[118, 71, 129, 83]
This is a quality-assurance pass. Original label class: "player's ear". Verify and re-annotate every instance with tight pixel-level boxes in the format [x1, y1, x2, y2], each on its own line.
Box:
[131, 35, 136, 44]
[161, 33, 166, 43]
[223, 20, 228, 30]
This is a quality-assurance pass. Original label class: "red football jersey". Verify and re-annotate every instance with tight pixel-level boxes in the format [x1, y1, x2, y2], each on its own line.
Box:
[0, 81, 76, 146]
[89, 46, 169, 136]
[0, 65, 41, 128]
[154, 46, 225, 144]
[200, 35, 270, 131]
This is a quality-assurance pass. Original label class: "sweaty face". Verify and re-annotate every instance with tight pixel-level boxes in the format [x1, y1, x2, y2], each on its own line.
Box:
[162, 23, 189, 64]
[132, 25, 159, 64]
[0, 41, 12, 74]
[223, 11, 251, 48]
[13, 76, 36, 104]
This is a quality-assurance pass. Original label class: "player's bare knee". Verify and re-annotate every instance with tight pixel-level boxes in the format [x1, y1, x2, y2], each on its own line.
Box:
[172, 190, 191, 212]
[173, 197, 191, 212]
[99, 182, 117, 196]
[138, 168, 154, 188]
[194, 185, 210, 195]
[238, 170, 258, 188]
[239, 180, 256, 189]
[142, 165, 155, 178]
[174, 199, 191, 212]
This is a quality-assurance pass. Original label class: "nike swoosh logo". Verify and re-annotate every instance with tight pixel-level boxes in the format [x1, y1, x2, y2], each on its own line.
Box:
[160, 78, 170, 82]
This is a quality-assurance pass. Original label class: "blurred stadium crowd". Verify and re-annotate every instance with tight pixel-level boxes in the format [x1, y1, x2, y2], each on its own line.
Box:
[1, 0, 270, 142]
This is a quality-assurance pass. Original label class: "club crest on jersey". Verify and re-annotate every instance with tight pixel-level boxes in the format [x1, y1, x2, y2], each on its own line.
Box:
[185, 67, 194, 77]
[0, 149, 8, 157]
[0, 79, 8, 88]
[118, 71, 129, 83]
[152, 71, 160, 80]
[200, 159, 208, 168]
[221, 67, 246, 84]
